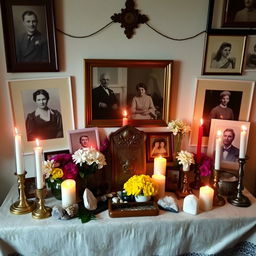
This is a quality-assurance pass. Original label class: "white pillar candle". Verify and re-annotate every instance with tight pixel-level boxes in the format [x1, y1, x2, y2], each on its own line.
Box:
[199, 185, 214, 211]
[239, 125, 247, 158]
[61, 179, 76, 208]
[14, 128, 25, 175]
[214, 130, 222, 170]
[153, 156, 167, 175]
[34, 139, 44, 189]
[152, 174, 166, 199]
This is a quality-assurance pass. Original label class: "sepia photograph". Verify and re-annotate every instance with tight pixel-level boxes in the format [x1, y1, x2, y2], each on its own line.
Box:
[244, 35, 256, 70]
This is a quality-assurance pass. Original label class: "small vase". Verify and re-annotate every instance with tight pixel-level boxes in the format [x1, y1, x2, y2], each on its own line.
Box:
[173, 133, 183, 161]
[135, 195, 151, 202]
[50, 180, 62, 200]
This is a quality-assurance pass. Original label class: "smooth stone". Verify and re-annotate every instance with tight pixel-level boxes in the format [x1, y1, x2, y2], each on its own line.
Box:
[183, 195, 199, 215]
[157, 196, 179, 213]
[83, 188, 98, 210]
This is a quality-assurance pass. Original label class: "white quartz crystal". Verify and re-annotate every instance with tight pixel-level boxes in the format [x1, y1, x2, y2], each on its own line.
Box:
[83, 188, 97, 210]
[183, 195, 199, 215]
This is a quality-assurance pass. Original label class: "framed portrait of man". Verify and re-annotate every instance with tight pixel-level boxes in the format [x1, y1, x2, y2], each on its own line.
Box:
[0, 0, 58, 72]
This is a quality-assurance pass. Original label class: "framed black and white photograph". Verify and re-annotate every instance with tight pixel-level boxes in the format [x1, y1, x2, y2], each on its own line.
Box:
[146, 132, 173, 162]
[0, 0, 58, 72]
[85, 59, 173, 127]
[190, 78, 254, 147]
[9, 77, 74, 154]
[68, 128, 100, 153]
[244, 35, 256, 70]
[207, 119, 250, 170]
[203, 35, 246, 75]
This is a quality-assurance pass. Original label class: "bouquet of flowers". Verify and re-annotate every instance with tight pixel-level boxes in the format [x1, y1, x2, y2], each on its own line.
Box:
[72, 147, 107, 178]
[176, 150, 195, 171]
[195, 153, 213, 176]
[124, 175, 157, 197]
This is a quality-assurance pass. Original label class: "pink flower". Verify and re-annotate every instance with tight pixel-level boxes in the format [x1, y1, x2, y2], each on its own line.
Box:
[62, 162, 78, 180]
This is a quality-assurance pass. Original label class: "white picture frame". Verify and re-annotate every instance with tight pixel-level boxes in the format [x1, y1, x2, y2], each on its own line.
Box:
[207, 119, 250, 170]
[68, 128, 100, 153]
[9, 77, 74, 154]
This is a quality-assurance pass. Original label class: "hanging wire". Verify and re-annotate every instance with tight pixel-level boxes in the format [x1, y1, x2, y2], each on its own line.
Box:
[56, 20, 206, 41]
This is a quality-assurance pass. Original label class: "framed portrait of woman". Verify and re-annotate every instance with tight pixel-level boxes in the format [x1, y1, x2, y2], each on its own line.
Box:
[146, 132, 173, 162]
[9, 77, 74, 154]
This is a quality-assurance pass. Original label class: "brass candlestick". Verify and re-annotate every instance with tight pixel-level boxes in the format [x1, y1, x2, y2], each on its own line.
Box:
[176, 171, 192, 199]
[32, 188, 52, 219]
[212, 169, 225, 206]
[228, 158, 251, 207]
[10, 172, 36, 215]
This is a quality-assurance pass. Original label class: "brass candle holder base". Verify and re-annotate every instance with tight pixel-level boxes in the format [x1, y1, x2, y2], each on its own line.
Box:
[212, 169, 225, 207]
[228, 158, 251, 208]
[32, 188, 52, 219]
[10, 172, 36, 215]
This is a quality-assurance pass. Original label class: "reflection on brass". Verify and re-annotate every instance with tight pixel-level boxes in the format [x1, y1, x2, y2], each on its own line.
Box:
[10, 172, 36, 215]
[32, 188, 52, 219]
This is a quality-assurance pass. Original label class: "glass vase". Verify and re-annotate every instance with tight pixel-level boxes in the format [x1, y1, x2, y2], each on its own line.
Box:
[173, 132, 182, 161]
[50, 179, 62, 200]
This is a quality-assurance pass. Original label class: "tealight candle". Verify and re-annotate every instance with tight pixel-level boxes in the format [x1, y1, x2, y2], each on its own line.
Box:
[14, 128, 25, 175]
[152, 174, 166, 199]
[153, 156, 167, 175]
[122, 110, 128, 126]
[61, 179, 76, 208]
[34, 139, 44, 189]
[199, 185, 214, 211]
[214, 130, 222, 170]
[239, 125, 247, 159]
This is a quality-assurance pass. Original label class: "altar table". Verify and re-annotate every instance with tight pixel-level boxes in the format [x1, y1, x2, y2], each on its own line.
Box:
[0, 185, 255, 256]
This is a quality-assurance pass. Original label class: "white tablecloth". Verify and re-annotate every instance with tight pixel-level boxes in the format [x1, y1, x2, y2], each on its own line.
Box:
[0, 185, 256, 256]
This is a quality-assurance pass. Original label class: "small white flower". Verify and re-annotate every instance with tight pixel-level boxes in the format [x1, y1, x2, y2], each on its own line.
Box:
[168, 120, 191, 135]
[42, 160, 54, 179]
[176, 150, 195, 171]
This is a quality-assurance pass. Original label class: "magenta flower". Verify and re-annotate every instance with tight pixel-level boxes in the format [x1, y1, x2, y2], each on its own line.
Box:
[62, 162, 78, 180]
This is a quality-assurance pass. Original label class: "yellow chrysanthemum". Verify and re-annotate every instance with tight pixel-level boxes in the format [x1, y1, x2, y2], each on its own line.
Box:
[51, 168, 64, 179]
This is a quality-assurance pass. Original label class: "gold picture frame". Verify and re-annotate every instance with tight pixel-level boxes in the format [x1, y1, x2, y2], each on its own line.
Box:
[9, 77, 74, 154]
[190, 78, 254, 147]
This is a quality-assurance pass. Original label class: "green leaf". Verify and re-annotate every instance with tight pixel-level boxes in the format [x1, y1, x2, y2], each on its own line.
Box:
[77, 205, 96, 224]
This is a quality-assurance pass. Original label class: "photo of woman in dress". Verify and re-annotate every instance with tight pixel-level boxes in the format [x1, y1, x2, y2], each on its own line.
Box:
[25, 89, 63, 141]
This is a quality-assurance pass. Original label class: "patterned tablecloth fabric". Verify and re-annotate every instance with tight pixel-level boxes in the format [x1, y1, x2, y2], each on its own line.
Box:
[0, 185, 255, 256]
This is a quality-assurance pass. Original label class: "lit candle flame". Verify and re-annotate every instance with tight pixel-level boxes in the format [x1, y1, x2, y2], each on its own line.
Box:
[241, 125, 247, 132]
[123, 110, 127, 117]
[200, 118, 204, 125]
[14, 127, 18, 135]
[35, 138, 40, 147]
[217, 130, 222, 137]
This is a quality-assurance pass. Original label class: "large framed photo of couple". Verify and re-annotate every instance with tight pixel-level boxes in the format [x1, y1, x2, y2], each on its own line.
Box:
[0, 0, 58, 72]
[84, 59, 173, 127]
[207, 119, 250, 170]
[190, 78, 254, 147]
[203, 35, 246, 75]
[9, 77, 74, 154]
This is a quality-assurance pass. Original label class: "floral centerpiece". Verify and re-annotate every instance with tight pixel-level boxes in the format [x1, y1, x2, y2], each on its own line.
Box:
[176, 150, 195, 171]
[43, 154, 78, 199]
[168, 120, 191, 159]
[194, 153, 213, 177]
[124, 174, 157, 202]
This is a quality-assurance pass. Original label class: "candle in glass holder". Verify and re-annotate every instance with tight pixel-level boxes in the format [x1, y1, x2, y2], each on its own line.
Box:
[34, 139, 44, 189]
[152, 174, 166, 199]
[214, 130, 222, 170]
[61, 179, 76, 208]
[122, 110, 128, 126]
[239, 125, 247, 159]
[14, 128, 25, 175]
[153, 156, 167, 175]
[199, 185, 214, 211]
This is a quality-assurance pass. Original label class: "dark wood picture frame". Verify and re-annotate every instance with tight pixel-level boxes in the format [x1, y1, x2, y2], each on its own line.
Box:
[85, 59, 173, 127]
[0, 0, 58, 72]
[24, 177, 36, 198]
[146, 132, 173, 162]
[207, 0, 256, 35]
[44, 149, 70, 161]
[165, 166, 181, 192]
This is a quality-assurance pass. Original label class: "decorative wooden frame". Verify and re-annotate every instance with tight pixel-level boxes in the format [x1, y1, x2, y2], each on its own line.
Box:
[85, 59, 173, 127]
[203, 35, 246, 75]
[0, 0, 58, 72]
[146, 132, 173, 162]
[207, 0, 256, 34]
[207, 119, 250, 170]
[9, 77, 74, 154]
[67, 128, 100, 153]
[190, 78, 254, 147]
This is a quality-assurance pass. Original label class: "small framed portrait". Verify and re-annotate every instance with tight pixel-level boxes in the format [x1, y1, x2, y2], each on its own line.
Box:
[8, 77, 74, 154]
[68, 128, 100, 153]
[244, 35, 256, 70]
[165, 166, 181, 192]
[146, 132, 173, 162]
[223, 0, 256, 28]
[44, 149, 70, 161]
[203, 35, 247, 75]
[84, 59, 173, 127]
[190, 78, 254, 147]
[0, 0, 58, 72]
[207, 119, 250, 170]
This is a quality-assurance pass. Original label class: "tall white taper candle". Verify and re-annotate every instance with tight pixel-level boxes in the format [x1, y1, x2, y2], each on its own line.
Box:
[239, 125, 247, 159]
[214, 130, 222, 170]
[14, 128, 25, 175]
[34, 139, 44, 189]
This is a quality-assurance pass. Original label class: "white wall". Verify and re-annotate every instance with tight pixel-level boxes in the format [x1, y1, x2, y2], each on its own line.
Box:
[0, 0, 255, 204]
